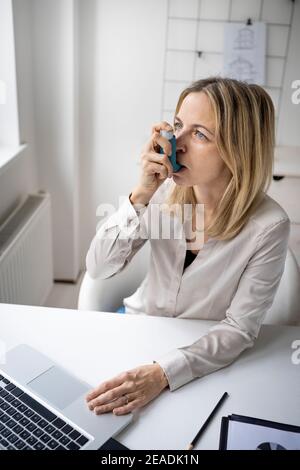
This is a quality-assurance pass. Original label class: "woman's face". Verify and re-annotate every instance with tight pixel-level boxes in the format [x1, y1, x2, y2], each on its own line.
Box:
[173, 91, 231, 188]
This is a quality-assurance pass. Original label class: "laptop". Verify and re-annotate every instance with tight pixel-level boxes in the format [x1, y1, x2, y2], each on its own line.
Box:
[0, 344, 132, 450]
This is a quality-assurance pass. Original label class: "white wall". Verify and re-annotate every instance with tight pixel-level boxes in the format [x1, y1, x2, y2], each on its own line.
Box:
[162, 0, 297, 144]
[31, 0, 79, 281]
[31, 0, 168, 278]
[277, 0, 300, 146]
[78, 0, 168, 266]
[0, 0, 168, 283]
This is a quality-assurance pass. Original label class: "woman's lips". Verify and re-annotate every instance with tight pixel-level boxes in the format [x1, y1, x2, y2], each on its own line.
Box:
[173, 165, 187, 175]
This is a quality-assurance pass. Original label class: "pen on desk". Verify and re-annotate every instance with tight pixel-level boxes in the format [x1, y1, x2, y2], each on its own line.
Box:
[186, 392, 229, 450]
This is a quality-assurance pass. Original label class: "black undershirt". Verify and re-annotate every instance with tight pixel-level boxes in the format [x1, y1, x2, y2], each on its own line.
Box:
[183, 250, 197, 271]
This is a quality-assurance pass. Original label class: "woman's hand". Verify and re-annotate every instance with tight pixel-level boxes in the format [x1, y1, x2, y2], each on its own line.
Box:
[86, 364, 168, 416]
[130, 122, 175, 206]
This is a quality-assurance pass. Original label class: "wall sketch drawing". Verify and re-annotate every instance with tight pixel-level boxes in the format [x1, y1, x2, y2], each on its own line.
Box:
[224, 22, 266, 85]
[228, 56, 256, 82]
[234, 26, 255, 49]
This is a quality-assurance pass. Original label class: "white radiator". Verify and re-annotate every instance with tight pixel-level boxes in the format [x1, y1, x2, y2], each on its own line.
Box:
[0, 191, 53, 305]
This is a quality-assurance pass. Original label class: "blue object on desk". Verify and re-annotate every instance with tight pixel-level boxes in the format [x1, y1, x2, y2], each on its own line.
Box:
[116, 305, 126, 313]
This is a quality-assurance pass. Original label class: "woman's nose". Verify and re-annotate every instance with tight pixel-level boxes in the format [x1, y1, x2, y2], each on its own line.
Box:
[175, 128, 187, 150]
[175, 135, 186, 153]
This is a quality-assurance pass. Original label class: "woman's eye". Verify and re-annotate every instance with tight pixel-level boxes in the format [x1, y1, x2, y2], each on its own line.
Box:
[174, 123, 207, 141]
[195, 130, 207, 141]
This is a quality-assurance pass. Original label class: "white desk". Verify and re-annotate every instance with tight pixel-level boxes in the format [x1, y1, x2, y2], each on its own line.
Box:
[1, 303, 300, 450]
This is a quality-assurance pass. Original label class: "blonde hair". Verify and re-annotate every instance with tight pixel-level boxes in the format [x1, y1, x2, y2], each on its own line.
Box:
[166, 77, 275, 241]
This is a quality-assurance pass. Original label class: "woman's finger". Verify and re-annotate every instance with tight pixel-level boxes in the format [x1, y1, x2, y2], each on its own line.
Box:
[94, 395, 129, 415]
[143, 153, 173, 177]
[151, 121, 173, 135]
[94, 391, 138, 415]
[88, 383, 130, 410]
[143, 121, 173, 155]
[86, 375, 124, 402]
[151, 131, 172, 157]
[143, 135, 171, 159]
[112, 398, 141, 416]
[143, 161, 169, 180]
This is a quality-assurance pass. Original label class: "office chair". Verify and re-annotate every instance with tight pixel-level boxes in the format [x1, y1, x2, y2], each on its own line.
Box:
[78, 245, 300, 326]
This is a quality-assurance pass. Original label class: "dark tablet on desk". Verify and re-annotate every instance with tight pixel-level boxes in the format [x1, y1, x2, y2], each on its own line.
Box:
[219, 414, 300, 450]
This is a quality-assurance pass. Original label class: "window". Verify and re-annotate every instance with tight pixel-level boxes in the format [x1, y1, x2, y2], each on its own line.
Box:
[0, 0, 24, 172]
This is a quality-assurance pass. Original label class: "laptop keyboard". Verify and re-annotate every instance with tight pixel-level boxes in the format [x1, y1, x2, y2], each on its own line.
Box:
[0, 375, 90, 450]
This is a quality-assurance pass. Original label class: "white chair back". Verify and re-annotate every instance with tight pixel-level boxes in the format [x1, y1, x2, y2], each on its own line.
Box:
[263, 248, 300, 325]
[78, 243, 149, 312]
[78, 246, 300, 326]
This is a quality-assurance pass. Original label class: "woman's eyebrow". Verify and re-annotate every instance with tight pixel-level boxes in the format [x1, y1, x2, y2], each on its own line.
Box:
[174, 116, 214, 135]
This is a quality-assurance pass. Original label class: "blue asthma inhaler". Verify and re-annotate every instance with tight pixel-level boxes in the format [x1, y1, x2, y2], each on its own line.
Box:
[160, 130, 182, 173]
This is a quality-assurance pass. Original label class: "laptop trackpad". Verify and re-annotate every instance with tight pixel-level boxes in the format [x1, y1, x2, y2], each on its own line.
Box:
[28, 366, 89, 410]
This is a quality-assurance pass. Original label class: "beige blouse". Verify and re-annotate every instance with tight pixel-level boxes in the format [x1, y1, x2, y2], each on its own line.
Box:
[86, 180, 290, 391]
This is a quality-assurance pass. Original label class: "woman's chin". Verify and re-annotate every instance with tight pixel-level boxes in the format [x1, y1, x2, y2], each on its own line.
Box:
[172, 167, 189, 184]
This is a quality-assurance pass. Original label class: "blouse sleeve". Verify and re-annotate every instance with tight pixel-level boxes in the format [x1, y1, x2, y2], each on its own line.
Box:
[86, 195, 149, 280]
[155, 217, 290, 391]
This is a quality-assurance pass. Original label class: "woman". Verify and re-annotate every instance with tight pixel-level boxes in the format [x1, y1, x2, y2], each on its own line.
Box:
[85, 77, 290, 416]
